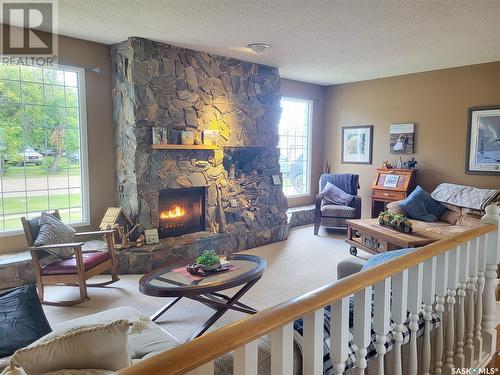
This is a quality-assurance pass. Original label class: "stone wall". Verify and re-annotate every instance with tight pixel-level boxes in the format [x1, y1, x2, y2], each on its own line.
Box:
[111, 38, 288, 252]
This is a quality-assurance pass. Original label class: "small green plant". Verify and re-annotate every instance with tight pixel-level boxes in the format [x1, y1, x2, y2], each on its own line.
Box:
[378, 210, 413, 233]
[196, 249, 220, 266]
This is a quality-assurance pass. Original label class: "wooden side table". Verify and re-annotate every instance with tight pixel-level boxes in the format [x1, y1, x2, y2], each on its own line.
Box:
[371, 168, 417, 218]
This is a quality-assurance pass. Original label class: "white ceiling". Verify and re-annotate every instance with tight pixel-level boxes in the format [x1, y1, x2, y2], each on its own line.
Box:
[31, 1, 500, 85]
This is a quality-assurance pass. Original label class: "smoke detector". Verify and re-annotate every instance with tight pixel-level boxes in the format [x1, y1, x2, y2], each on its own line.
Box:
[247, 43, 270, 54]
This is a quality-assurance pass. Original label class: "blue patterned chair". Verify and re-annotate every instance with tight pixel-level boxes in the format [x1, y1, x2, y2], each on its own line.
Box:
[313, 173, 361, 235]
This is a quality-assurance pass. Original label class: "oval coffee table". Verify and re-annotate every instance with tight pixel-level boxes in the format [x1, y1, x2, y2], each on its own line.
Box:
[139, 254, 266, 340]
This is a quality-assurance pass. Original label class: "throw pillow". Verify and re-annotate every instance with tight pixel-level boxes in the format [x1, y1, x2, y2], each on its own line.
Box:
[34, 212, 76, 259]
[0, 284, 52, 358]
[321, 182, 354, 206]
[361, 248, 416, 271]
[10, 320, 131, 375]
[399, 186, 447, 222]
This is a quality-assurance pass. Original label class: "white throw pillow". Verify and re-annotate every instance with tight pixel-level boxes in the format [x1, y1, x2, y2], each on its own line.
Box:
[10, 320, 131, 375]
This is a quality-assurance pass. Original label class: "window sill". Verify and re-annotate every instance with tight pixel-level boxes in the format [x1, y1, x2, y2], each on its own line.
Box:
[0, 220, 91, 238]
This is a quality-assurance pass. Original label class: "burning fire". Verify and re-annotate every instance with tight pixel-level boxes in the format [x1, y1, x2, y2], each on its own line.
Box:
[160, 205, 185, 219]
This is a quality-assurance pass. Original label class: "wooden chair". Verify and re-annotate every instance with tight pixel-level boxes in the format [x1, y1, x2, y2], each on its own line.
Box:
[21, 210, 119, 306]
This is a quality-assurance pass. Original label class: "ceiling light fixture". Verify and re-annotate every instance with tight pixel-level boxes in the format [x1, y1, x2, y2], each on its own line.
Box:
[247, 43, 270, 54]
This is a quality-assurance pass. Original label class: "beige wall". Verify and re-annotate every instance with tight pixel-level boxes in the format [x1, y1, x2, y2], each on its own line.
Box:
[281, 79, 326, 207]
[0, 33, 115, 253]
[324, 62, 500, 218]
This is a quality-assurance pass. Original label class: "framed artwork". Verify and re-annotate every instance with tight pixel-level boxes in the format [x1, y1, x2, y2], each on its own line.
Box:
[341, 125, 373, 164]
[390, 123, 415, 154]
[466, 106, 500, 175]
[383, 174, 399, 188]
[203, 130, 219, 146]
[152, 127, 169, 145]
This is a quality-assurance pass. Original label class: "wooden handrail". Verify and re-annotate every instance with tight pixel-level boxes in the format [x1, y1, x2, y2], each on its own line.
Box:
[118, 223, 496, 375]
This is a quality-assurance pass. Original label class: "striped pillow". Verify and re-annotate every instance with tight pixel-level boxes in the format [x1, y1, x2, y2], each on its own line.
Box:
[34, 212, 76, 259]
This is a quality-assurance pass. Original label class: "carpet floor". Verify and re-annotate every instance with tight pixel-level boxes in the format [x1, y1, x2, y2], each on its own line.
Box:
[42, 225, 370, 342]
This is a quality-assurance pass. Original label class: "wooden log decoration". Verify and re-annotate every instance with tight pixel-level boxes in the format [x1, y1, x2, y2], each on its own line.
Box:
[216, 185, 227, 234]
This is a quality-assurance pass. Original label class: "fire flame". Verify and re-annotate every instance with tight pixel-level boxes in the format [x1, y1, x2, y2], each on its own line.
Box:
[160, 205, 185, 219]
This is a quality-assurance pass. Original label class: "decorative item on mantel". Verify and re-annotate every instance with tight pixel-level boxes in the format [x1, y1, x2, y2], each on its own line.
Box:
[181, 130, 194, 145]
[152, 128, 169, 145]
[99, 207, 141, 250]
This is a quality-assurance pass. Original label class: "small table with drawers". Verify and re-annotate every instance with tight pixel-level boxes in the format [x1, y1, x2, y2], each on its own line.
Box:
[371, 168, 417, 218]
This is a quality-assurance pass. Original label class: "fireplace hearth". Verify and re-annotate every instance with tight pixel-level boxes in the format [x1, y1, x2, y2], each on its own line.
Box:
[158, 187, 206, 238]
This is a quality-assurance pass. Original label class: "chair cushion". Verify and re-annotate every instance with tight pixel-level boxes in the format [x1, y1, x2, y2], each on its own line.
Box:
[321, 182, 354, 206]
[0, 284, 52, 358]
[34, 212, 76, 259]
[41, 252, 110, 276]
[321, 204, 356, 218]
[400, 186, 447, 222]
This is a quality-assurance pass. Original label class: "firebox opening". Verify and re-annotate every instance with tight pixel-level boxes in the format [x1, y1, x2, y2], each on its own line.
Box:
[158, 187, 206, 238]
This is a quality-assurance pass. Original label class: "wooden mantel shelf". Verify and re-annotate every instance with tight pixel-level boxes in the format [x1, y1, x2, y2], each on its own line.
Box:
[151, 144, 219, 150]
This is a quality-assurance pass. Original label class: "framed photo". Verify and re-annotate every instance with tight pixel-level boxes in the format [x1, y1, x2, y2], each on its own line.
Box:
[144, 228, 159, 244]
[466, 106, 500, 175]
[203, 130, 219, 146]
[272, 175, 281, 185]
[341, 125, 373, 164]
[383, 174, 399, 188]
[390, 123, 415, 154]
[152, 127, 169, 145]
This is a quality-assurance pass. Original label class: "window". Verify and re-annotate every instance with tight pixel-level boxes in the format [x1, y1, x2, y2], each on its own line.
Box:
[0, 63, 88, 234]
[278, 97, 312, 197]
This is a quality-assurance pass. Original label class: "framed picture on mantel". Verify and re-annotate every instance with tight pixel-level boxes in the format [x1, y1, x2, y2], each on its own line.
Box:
[466, 105, 500, 175]
[341, 125, 373, 164]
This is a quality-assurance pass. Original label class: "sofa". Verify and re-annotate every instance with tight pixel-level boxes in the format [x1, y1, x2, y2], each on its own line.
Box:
[338, 183, 499, 277]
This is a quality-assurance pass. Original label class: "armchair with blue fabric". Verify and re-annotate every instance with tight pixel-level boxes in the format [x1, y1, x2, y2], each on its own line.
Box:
[313, 173, 362, 234]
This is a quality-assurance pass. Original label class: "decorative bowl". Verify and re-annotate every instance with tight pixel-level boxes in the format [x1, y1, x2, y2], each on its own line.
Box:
[198, 262, 221, 272]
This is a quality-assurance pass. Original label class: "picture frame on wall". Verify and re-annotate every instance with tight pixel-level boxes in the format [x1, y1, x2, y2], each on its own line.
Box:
[466, 105, 500, 175]
[390, 123, 415, 154]
[341, 125, 373, 164]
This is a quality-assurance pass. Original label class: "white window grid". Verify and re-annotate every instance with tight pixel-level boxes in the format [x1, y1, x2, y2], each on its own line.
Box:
[278, 97, 313, 198]
[0, 64, 89, 235]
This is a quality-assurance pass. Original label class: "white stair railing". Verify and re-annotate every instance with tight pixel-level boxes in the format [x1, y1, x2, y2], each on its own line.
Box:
[119, 205, 499, 375]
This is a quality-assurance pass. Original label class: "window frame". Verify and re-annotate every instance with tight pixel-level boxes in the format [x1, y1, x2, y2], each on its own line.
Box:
[278, 96, 313, 199]
[0, 63, 90, 237]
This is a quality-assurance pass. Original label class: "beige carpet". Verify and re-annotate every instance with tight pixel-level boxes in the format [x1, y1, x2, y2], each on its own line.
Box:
[42, 225, 370, 342]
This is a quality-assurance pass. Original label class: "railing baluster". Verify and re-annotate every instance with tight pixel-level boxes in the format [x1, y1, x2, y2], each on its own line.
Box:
[373, 278, 391, 375]
[271, 323, 293, 375]
[422, 257, 437, 375]
[454, 243, 470, 368]
[353, 287, 372, 375]
[407, 263, 423, 375]
[465, 237, 479, 367]
[444, 247, 460, 375]
[481, 205, 500, 361]
[391, 270, 408, 375]
[434, 252, 449, 375]
[474, 234, 487, 363]
[234, 341, 258, 375]
[187, 361, 214, 375]
[303, 309, 323, 375]
[331, 299, 349, 375]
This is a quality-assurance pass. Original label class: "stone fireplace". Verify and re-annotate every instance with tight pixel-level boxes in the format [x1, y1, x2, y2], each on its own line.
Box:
[111, 37, 288, 266]
[158, 187, 205, 238]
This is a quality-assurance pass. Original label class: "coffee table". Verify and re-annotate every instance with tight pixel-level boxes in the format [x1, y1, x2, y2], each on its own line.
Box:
[346, 218, 445, 256]
[139, 254, 266, 340]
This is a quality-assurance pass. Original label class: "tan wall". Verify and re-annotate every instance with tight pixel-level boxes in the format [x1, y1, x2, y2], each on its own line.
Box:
[281, 79, 326, 207]
[0, 33, 115, 253]
[324, 62, 500, 218]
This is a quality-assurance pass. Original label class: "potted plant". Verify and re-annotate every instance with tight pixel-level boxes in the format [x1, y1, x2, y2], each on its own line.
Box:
[378, 210, 413, 233]
[195, 249, 221, 272]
